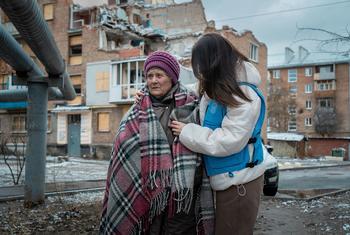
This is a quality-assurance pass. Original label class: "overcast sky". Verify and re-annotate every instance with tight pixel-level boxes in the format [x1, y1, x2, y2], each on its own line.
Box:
[176, 0, 350, 63]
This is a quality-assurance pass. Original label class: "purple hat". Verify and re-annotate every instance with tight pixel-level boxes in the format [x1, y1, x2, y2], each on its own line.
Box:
[144, 51, 180, 84]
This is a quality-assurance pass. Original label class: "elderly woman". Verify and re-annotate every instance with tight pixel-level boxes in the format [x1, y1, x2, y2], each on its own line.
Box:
[99, 51, 214, 235]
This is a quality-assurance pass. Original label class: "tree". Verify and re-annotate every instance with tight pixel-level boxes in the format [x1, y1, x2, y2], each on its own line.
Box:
[267, 84, 296, 132]
[295, 26, 350, 54]
[313, 107, 337, 136]
[0, 134, 26, 185]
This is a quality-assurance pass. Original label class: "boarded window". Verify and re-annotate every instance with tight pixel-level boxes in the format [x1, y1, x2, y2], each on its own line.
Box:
[12, 116, 26, 132]
[96, 72, 109, 92]
[0, 75, 9, 90]
[97, 113, 110, 132]
[43, 4, 54, 20]
[69, 35, 82, 65]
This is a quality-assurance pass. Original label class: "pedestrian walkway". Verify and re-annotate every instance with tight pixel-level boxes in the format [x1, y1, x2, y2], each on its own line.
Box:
[0, 180, 105, 202]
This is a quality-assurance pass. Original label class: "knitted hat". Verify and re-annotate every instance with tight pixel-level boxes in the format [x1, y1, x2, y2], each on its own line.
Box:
[144, 51, 180, 84]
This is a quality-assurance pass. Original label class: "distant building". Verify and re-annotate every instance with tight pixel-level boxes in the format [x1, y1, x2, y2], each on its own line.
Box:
[268, 46, 350, 158]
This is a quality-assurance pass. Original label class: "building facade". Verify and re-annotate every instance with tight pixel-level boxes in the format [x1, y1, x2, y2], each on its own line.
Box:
[268, 46, 350, 158]
[0, 0, 268, 159]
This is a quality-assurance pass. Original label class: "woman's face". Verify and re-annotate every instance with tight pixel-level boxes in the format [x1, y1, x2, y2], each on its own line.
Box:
[146, 68, 173, 98]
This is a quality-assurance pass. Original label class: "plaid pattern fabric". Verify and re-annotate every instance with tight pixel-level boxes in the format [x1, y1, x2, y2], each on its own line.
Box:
[100, 85, 215, 235]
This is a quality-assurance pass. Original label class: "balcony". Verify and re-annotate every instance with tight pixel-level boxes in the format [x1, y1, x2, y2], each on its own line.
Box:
[314, 89, 336, 98]
[314, 71, 335, 80]
[109, 58, 146, 103]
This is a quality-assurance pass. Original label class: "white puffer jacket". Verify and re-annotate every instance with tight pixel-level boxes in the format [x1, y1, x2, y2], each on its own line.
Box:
[180, 61, 272, 191]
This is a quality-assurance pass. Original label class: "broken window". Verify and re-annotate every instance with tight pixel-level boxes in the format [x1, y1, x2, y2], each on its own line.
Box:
[43, 3, 54, 21]
[70, 74, 82, 95]
[99, 30, 127, 51]
[70, 5, 94, 30]
[69, 35, 82, 65]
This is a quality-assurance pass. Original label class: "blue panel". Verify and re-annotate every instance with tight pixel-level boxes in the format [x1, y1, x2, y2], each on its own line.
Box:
[0, 101, 27, 109]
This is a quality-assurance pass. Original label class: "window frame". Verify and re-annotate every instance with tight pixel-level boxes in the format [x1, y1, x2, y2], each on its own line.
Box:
[288, 69, 297, 82]
[305, 67, 313, 77]
[305, 84, 312, 93]
[97, 112, 110, 132]
[288, 120, 297, 132]
[272, 70, 280, 79]
[305, 100, 312, 110]
[305, 117, 312, 127]
[11, 115, 27, 133]
[249, 43, 259, 62]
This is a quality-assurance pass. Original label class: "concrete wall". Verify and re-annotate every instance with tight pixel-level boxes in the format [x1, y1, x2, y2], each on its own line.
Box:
[143, 0, 207, 36]
[86, 61, 111, 106]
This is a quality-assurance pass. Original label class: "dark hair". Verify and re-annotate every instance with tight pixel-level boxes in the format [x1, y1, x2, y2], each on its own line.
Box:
[191, 33, 252, 107]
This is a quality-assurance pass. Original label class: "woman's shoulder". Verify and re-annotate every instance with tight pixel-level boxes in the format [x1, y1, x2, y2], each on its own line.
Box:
[241, 61, 261, 86]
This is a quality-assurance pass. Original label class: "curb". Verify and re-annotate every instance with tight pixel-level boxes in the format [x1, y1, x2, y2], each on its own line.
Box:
[279, 162, 350, 171]
[265, 188, 350, 201]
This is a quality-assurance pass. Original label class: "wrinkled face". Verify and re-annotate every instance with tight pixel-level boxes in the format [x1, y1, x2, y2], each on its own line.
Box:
[146, 68, 173, 98]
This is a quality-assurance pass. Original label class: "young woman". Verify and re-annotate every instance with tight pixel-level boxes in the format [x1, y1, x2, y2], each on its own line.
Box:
[170, 33, 269, 235]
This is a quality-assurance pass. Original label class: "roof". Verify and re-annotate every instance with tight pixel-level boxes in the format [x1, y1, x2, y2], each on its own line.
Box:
[267, 132, 305, 142]
[51, 106, 90, 113]
[268, 50, 350, 69]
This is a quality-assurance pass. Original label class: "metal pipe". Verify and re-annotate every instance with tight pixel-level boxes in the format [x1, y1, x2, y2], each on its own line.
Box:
[0, 0, 76, 100]
[0, 24, 66, 100]
[24, 81, 48, 206]
[0, 24, 41, 76]
[0, 90, 27, 102]
[60, 72, 77, 101]
[0, 0, 64, 75]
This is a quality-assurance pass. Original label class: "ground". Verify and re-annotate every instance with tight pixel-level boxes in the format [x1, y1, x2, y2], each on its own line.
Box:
[1, 190, 349, 234]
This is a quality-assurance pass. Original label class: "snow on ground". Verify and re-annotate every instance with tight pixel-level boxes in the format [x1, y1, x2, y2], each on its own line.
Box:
[0, 155, 349, 187]
[277, 156, 347, 169]
[0, 156, 109, 186]
[47, 191, 104, 204]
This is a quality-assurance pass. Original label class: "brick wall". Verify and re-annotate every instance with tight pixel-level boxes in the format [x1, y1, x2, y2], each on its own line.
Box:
[306, 138, 349, 158]
[269, 63, 350, 138]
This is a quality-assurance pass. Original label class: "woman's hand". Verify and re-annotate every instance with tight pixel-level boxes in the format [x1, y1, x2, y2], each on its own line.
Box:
[169, 121, 186, 136]
[134, 90, 144, 104]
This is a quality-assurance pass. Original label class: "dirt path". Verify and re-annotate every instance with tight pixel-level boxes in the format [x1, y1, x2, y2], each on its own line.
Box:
[1, 191, 349, 234]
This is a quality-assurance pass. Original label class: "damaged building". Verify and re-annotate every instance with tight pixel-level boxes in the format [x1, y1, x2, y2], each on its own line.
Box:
[0, 0, 267, 159]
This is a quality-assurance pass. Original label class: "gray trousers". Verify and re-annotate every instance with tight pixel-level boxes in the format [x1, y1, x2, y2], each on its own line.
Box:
[215, 175, 264, 235]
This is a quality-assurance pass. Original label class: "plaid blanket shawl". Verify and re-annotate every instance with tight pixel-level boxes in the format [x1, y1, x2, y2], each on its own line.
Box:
[100, 85, 214, 235]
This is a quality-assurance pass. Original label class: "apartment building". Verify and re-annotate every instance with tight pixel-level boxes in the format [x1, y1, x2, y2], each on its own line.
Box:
[0, 0, 208, 158]
[268, 46, 350, 157]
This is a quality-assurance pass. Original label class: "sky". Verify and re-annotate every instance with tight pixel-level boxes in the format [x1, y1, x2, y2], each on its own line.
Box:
[176, 0, 350, 64]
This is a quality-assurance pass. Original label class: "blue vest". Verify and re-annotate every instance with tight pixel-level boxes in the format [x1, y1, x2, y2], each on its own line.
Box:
[202, 82, 266, 176]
